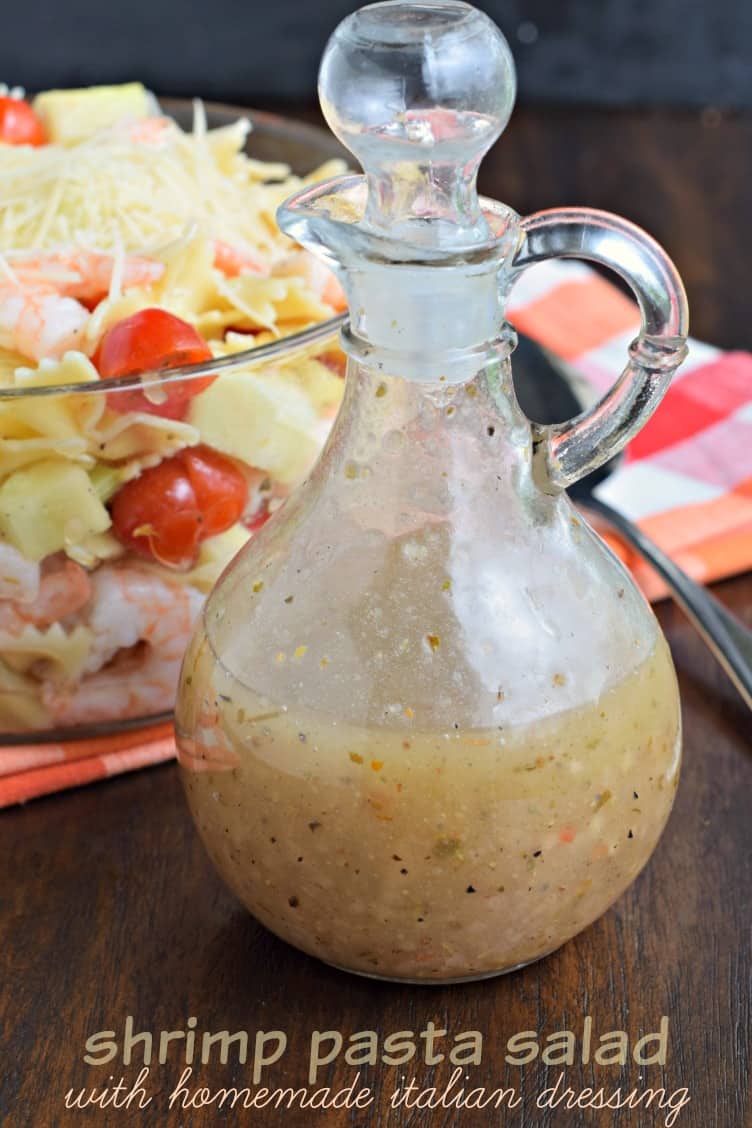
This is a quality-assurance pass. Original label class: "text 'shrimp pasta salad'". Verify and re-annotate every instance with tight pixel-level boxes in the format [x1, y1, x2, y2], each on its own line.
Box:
[0, 84, 348, 734]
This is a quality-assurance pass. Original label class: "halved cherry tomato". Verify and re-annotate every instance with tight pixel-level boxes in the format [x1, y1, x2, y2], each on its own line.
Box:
[0, 97, 46, 146]
[94, 308, 214, 420]
[110, 445, 248, 567]
[181, 446, 250, 539]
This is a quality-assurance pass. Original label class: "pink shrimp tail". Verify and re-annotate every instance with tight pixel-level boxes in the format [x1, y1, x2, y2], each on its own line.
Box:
[127, 117, 173, 145]
[213, 240, 268, 278]
[10, 250, 164, 302]
[0, 557, 91, 634]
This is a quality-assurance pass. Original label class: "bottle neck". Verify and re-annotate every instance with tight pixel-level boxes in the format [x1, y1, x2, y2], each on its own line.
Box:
[343, 262, 509, 382]
[309, 343, 534, 515]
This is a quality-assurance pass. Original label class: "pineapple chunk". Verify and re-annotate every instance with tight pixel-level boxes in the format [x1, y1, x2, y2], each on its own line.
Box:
[32, 82, 151, 145]
[65, 530, 125, 568]
[189, 372, 321, 486]
[0, 460, 111, 560]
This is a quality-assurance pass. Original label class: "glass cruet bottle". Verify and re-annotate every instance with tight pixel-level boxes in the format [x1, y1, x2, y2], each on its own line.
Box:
[176, 0, 689, 983]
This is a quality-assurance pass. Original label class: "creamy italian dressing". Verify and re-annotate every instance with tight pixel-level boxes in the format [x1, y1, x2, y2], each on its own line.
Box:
[178, 632, 680, 982]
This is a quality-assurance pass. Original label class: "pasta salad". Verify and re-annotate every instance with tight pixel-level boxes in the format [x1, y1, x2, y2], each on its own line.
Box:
[0, 83, 347, 732]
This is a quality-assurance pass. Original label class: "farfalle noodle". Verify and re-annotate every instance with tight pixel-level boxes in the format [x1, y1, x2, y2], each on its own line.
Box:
[0, 90, 346, 731]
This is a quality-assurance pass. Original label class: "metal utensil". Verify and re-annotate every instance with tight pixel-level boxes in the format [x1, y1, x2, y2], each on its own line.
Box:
[513, 333, 752, 709]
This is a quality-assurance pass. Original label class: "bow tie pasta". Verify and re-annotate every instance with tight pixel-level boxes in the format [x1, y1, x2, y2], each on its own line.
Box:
[0, 84, 347, 732]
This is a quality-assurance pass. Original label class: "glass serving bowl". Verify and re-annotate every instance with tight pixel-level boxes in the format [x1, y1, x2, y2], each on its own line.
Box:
[0, 102, 347, 742]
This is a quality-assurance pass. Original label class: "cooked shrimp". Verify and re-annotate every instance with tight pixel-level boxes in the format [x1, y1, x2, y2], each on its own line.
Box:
[0, 249, 165, 361]
[41, 563, 202, 724]
[213, 239, 268, 278]
[126, 116, 173, 145]
[272, 250, 347, 311]
[0, 286, 89, 361]
[0, 554, 91, 634]
[7, 249, 165, 304]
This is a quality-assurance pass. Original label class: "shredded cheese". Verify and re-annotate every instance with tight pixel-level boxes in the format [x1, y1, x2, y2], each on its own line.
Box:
[0, 105, 307, 261]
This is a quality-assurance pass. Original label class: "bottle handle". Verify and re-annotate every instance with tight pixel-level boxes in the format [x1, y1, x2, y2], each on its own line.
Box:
[510, 207, 689, 491]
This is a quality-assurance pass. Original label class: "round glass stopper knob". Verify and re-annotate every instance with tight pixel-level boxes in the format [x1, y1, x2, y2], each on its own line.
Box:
[318, 0, 517, 243]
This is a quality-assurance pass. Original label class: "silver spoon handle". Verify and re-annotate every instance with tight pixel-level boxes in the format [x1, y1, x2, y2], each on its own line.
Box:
[586, 495, 752, 709]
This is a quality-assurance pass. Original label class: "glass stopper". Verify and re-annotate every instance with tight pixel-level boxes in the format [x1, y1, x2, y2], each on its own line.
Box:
[318, 0, 517, 248]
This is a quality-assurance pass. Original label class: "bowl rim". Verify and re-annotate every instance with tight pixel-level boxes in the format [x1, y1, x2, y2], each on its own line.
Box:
[0, 101, 346, 401]
[0, 315, 343, 400]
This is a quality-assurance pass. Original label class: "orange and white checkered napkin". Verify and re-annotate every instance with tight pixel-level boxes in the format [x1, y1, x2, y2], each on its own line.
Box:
[0, 724, 174, 807]
[2, 262, 750, 806]
[509, 260, 752, 601]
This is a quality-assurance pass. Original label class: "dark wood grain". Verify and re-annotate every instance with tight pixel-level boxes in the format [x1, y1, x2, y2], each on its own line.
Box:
[1, 106, 751, 1128]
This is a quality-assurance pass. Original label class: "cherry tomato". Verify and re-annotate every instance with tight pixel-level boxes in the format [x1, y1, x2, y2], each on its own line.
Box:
[94, 308, 214, 420]
[110, 445, 248, 567]
[181, 446, 250, 539]
[0, 97, 46, 146]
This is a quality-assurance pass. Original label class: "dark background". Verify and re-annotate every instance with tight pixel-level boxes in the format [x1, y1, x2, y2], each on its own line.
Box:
[4, 0, 752, 108]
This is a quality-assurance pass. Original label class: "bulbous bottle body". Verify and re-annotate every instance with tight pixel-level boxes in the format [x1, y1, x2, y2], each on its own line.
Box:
[175, 356, 681, 983]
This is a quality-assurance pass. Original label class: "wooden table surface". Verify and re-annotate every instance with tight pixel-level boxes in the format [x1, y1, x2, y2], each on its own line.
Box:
[1, 105, 751, 1128]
